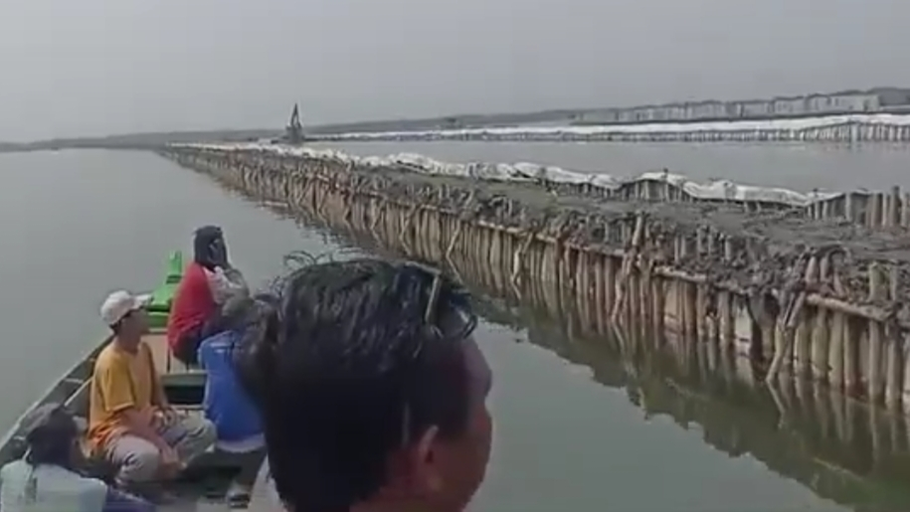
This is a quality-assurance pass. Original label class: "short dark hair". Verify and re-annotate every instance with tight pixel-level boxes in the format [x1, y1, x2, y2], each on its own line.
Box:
[21, 404, 79, 467]
[234, 258, 477, 512]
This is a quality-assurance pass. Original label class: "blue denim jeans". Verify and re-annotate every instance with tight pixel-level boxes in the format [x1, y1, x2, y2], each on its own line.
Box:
[102, 487, 155, 512]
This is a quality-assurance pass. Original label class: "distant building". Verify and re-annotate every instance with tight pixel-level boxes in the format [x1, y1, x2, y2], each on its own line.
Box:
[578, 87, 910, 125]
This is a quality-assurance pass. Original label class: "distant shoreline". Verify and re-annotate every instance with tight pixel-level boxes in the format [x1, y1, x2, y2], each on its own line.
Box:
[4, 86, 910, 152]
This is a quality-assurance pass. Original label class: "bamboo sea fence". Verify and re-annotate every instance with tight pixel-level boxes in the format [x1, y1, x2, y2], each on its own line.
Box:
[232, 190, 910, 512]
[159, 143, 910, 417]
[315, 115, 910, 144]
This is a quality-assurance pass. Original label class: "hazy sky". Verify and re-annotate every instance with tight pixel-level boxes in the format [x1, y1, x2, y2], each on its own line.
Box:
[1, 0, 906, 141]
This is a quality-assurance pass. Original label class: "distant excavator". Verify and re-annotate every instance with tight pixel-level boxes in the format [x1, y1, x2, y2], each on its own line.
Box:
[278, 103, 305, 144]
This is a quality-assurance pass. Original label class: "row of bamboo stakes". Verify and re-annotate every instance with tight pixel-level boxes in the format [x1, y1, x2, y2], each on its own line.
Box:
[447, 241, 910, 509]
[315, 122, 910, 144]
[576, 176, 910, 229]
[161, 148, 910, 417]
[261, 184, 910, 512]
[179, 149, 910, 229]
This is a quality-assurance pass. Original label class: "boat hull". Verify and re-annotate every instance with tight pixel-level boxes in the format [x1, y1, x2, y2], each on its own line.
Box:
[0, 251, 263, 510]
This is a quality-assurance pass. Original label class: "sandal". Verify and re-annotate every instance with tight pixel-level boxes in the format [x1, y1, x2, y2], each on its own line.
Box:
[227, 491, 251, 509]
[226, 483, 252, 509]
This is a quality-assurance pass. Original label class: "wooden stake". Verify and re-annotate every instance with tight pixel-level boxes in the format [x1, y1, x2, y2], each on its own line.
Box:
[810, 254, 831, 381]
[868, 262, 885, 403]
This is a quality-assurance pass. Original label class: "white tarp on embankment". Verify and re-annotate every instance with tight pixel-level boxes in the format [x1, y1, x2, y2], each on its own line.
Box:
[323, 113, 910, 140]
[170, 142, 840, 208]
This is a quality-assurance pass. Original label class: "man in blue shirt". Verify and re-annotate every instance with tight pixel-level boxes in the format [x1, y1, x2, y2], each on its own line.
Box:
[198, 327, 266, 508]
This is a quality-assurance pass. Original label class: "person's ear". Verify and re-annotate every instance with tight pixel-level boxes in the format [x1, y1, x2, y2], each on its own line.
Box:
[381, 425, 443, 499]
[411, 425, 443, 493]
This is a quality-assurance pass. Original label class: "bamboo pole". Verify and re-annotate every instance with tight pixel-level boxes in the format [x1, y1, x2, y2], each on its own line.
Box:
[845, 193, 855, 223]
[605, 255, 616, 315]
[652, 274, 666, 340]
[868, 262, 885, 403]
[594, 253, 606, 334]
[885, 264, 902, 411]
[673, 235, 684, 335]
[681, 240, 697, 340]
[869, 193, 882, 229]
[810, 254, 831, 382]
[696, 284, 708, 341]
[829, 309, 846, 392]
[639, 258, 652, 334]
[882, 192, 892, 228]
[888, 186, 900, 227]
[575, 249, 590, 334]
[765, 257, 812, 383]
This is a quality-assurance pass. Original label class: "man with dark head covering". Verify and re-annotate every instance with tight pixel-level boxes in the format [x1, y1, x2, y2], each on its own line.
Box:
[0, 403, 154, 512]
[193, 225, 229, 271]
[167, 225, 249, 366]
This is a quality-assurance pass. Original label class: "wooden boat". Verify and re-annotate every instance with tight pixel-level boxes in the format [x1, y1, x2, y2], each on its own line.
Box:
[0, 251, 280, 511]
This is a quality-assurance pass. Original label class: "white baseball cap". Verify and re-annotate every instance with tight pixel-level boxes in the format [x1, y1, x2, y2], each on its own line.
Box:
[100, 290, 152, 326]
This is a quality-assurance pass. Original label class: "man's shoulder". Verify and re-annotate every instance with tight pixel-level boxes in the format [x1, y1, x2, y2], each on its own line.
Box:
[94, 342, 148, 372]
[174, 262, 206, 292]
[93, 343, 123, 369]
[0, 462, 105, 492]
[202, 330, 238, 347]
[198, 330, 237, 360]
[184, 261, 208, 281]
[0, 459, 26, 479]
[44, 466, 107, 491]
[137, 341, 153, 358]
[76, 474, 108, 494]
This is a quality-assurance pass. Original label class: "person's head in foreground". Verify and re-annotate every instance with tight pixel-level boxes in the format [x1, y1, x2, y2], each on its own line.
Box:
[100, 291, 151, 346]
[233, 257, 493, 512]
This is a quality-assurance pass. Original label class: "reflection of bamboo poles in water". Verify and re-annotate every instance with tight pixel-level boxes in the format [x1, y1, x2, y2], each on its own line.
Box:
[256, 189, 910, 512]
[451, 259, 910, 512]
[164, 148, 910, 420]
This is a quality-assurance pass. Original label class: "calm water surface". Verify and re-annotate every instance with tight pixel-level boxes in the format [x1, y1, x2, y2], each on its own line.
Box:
[3, 146, 907, 511]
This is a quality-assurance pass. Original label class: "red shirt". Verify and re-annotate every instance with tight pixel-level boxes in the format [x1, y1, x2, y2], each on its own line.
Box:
[167, 261, 216, 349]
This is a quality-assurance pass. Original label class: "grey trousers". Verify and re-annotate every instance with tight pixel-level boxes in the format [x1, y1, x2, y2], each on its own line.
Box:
[106, 414, 217, 486]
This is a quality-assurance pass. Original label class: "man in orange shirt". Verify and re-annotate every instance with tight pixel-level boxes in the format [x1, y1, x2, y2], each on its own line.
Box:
[88, 290, 216, 501]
